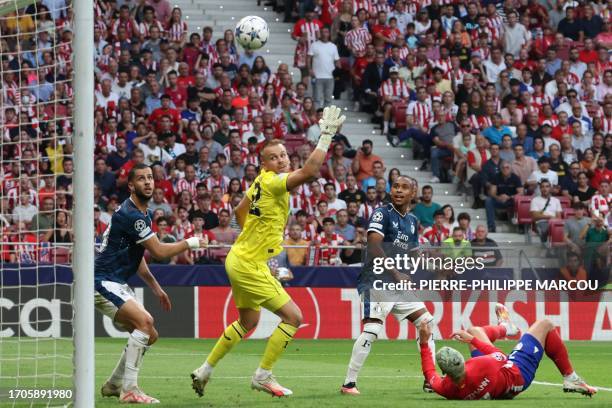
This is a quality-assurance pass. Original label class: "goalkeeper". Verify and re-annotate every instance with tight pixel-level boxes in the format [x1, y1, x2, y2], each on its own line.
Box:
[95, 164, 208, 404]
[191, 106, 346, 398]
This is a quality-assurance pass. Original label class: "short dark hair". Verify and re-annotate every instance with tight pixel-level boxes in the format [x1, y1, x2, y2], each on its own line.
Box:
[127, 163, 150, 182]
[457, 212, 471, 222]
[322, 217, 335, 225]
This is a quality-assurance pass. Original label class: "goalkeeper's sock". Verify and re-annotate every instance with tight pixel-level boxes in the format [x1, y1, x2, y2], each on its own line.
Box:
[108, 346, 127, 386]
[545, 328, 573, 376]
[482, 325, 507, 342]
[258, 322, 298, 371]
[206, 320, 248, 367]
[123, 329, 150, 391]
[344, 326, 378, 384]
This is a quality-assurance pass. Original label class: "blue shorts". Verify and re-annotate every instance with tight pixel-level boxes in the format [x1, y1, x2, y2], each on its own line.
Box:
[508, 333, 544, 389]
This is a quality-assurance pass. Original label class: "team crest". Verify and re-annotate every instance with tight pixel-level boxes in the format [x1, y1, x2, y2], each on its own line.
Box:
[372, 212, 383, 222]
[134, 219, 147, 232]
[392, 221, 399, 229]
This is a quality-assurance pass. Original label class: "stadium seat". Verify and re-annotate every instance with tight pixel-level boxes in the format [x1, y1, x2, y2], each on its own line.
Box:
[562, 207, 576, 219]
[53, 247, 71, 264]
[558, 196, 571, 209]
[285, 134, 307, 154]
[514, 195, 534, 242]
[393, 101, 408, 131]
[548, 219, 565, 247]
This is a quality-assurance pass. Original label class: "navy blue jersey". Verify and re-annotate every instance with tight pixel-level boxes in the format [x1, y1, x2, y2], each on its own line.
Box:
[95, 198, 155, 284]
[359, 204, 420, 291]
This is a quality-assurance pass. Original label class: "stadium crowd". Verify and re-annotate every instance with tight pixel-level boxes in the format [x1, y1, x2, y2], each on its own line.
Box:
[0, 0, 610, 274]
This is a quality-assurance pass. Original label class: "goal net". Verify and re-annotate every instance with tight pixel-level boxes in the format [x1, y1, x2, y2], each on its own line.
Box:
[0, 1, 77, 406]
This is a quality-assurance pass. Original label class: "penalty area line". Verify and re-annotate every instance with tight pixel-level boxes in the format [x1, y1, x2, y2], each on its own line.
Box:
[532, 380, 612, 392]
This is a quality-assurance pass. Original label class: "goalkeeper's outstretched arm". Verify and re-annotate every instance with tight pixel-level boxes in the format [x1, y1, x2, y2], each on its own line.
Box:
[286, 106, 346, 190]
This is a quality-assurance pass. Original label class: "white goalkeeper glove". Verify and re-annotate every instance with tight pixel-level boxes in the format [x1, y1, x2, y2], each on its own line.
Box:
[316, 105, 346, 152]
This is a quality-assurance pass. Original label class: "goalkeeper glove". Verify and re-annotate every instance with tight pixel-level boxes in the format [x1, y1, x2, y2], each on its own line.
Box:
[316, 105, 346, 152]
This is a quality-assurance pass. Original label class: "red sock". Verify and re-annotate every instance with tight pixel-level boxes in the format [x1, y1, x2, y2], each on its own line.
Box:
[544, 329, 573, 376]
[482, 325, 506, 342]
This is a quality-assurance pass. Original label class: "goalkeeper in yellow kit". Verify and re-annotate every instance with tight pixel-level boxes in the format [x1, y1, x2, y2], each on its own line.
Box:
[191, 106, 346, 397]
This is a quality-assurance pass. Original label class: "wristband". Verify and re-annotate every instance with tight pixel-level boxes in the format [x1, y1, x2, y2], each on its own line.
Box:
[186, 237, 200, 250]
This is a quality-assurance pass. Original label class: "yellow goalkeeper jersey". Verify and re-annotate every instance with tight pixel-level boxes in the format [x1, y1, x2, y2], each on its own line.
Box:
[231, 169, 290, 263]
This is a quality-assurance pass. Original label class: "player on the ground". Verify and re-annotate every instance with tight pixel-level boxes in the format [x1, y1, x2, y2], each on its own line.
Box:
[191, 106, 346, 398]
[95, 163, 208, 404]
[419, 303, 597, 400]
[341, 175, 437, 395]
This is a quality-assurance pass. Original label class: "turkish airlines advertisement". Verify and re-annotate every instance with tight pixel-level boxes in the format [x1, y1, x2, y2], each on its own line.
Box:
[196, 287, 612, 341]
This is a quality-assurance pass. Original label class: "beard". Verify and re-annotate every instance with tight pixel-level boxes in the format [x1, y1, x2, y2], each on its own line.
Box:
[133, 187, 153, 203]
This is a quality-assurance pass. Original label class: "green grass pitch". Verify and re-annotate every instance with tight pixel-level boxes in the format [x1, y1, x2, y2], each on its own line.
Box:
[1, 338, 611, 407]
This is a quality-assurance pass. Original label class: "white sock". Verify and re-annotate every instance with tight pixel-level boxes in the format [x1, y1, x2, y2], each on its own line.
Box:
[123, 329, 150, 391]
[344, 329, 378, 384]
[383, 121, 389, 133]
[198, 361, 214, 377]
[417, 334, 436, 367]
[108, 346, 127, 386]
[254, 367, 271, 380]
[564, 371, 579, 381]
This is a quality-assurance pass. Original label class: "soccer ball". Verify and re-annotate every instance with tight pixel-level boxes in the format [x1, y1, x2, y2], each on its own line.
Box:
[235, 16, 269, 50]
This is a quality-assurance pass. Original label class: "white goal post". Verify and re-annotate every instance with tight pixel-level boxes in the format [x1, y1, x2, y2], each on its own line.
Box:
[72, 0, 94, 406]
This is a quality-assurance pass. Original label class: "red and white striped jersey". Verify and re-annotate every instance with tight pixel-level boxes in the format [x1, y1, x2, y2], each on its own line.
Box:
[485, 97, 502, 113]
[407, 101, 433, 129]
[358, 201, 381, 221]
[487, 14, 504, 36]
[229, 120, 252, 136]
[446, 68, 468, 84]
[205, 175, 230, 191]
[352, 0, 373, 14]
[242, 104, 264, 121]
[332, 180, 348, 193]
[601, 115, 612, 134]
[469, 114, 493, 130]
[223, 144, 248, 161]
[372, 1, 391, 15]
[521, 105, 541, 117]
[96, 131, 119, 153]
[290, 193, 308, 214]
[138, 20, 164, 38]
[430, 57, 452, 75]
[564, 72, 580, 87]
[345, 27, 371, 57]
[111, 18, 138, 38]
[539, 115, 559, 127]
[245, 153, 260, 167]
[590, 193, 611, 218]
[292, 19, 323, 46]
[405, 1, 419, 14]
[211, 201, 232, 215]
[166, 21, 188, 43]
[422, 225, 450, 245]
[532, 94, 552, 110]
[314, 232, 346, 264]
[298, 223, 317, 241]
[175, 178, 199, 198]
[379, 78, 410, 100]
[7, 188, 38, 209]
[471, 46, 490, 61]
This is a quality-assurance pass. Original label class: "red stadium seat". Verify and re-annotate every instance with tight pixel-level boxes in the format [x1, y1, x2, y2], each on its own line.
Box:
[285, 134, 307, 155]
[53, 247, 71, 264]
[558, 196, 571, 209]
[548, 219, 565, 247]
[562, 207, 575, 219]
[514, 195, 534, 242]
[393, 101, 408, 131]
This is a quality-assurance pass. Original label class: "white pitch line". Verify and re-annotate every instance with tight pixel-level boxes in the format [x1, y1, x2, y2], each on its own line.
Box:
[532, 380, 612, 392]
[90, 374, 612, 391]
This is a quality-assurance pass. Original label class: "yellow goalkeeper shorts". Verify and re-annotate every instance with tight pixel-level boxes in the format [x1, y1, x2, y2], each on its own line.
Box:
[225, 250, 291, 312]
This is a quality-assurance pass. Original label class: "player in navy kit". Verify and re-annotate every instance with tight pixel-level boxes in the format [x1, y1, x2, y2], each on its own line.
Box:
[341, 175, 437, 395]
[95, 163, 207, 404]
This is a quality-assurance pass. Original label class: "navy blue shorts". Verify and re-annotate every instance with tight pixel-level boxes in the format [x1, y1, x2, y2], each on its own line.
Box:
[508, 333, 544, 389]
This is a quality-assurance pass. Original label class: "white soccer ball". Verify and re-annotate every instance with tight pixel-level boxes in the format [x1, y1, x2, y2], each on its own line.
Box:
[235, 16, 269, 50]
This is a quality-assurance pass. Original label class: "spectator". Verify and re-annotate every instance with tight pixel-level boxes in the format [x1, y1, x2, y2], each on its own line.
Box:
[591, 154, 612, 190]
[149, 187, 173, 217]
[210, 209, 239, 260]
[503, 11, 530, 57]
[361, 52, 388, 113]
[413, 185, 441, 228]
[361, 160, 387, 191]
[150, 217, 178, 264]
[351, 139, 383, 183]
[571, 171, 597, 206]
[12, 191, 38, 226]
[335, 209, 356, 241]
[284, 223, 310, 266]
[345, 201, 366, 228]
[186, 212, 217, 264]
[191, 193, 219, 230]
[29, 196, 55, 233]
[467, 135, 492, 209]
[589, 180, 610, 219]
[530, 179, 563, 245]
[42, 209, 72, 243]
[485, 161, 523, 233]
[511, 143, 537, 186]
[315, 217, 349, 265]
[422, 209, 450, 245]
[308, 27, 340, 108]
[429, 111, 458, 183]
[559, 252, 588, 281]
[482, 113, 513, 145]
[580, 215, 609, 271]
[441, 227, 471, 262]
[471, 225, 503, 267]
[561, 161, 581, 198]
[557, 7, 582, 42]
[564, 202, 591, 256]
[455, 212, 475, 241]
[528, 157, 559, 195]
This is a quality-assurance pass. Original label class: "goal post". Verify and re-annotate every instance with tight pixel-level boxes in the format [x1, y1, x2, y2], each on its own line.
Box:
[72, 0, 95, 406]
